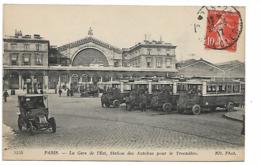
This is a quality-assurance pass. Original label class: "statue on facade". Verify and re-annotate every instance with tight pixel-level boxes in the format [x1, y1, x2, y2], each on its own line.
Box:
[88, 27, 93, 36]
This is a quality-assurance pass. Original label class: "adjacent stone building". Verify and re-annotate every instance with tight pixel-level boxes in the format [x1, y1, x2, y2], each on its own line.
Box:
[3, 30, 49, 91]
[123, 39, 177, 69]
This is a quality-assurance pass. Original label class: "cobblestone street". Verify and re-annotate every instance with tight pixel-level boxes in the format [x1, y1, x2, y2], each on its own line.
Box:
[3, 94, 244, 150]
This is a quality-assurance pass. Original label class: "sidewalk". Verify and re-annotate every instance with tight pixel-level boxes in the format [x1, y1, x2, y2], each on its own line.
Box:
[224, 107, 245, 122]
[3, 124, 15, 150]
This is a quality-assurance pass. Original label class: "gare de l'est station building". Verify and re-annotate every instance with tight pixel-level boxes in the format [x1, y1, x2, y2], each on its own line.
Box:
[3, 29, 245, 93]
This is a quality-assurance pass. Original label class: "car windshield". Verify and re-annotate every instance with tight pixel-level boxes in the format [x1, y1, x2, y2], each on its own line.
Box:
[21, 96, 46, 110]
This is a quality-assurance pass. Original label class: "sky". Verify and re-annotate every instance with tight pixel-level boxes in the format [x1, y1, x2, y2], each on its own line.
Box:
[3, 5, 245, 63]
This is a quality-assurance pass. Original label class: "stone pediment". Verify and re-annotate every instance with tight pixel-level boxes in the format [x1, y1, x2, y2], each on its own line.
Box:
[58, 36, 122, 54]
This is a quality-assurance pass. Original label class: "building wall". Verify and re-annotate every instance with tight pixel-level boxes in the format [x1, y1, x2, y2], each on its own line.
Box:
[3, 39, 49, 66]
[126, 46, 176, 69]
[58, 40, 122, 67]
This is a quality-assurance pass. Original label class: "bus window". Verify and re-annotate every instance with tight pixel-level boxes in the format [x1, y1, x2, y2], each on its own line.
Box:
[207, 84, 217, 94]
[226, 84, 233, 93]
[217, 84, 226, 93]
[241, 84, 245, 94]
[177, 84, 188, 92]
[233, 84, 240, 93]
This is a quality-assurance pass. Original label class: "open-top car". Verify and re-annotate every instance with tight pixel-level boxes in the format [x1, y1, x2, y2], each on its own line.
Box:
[17, 94, 56, 135]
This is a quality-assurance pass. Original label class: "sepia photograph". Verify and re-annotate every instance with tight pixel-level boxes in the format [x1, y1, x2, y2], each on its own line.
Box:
[2, 4, 245, 161]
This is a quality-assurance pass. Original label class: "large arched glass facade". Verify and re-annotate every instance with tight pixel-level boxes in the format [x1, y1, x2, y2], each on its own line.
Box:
[72, 48, 109, 67]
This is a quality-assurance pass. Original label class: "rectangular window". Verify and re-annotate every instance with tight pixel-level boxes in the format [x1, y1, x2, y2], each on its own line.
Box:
[24, 44, 30, 50]
[166, 58, 172, 68]
[11, 43, 17, 50]
[146, 57, 152, 68]
[23, 54, 31, 65]
[147, 48, 152, 55]
[233, 84, 240, 93]
[35, 54, 43, 65]
[10, 54, 18, 65]
[4, 43, 8, 50]
[156, 57, 162, 68]
[36, 44, 41, 51]
[61, 75, 69, 83]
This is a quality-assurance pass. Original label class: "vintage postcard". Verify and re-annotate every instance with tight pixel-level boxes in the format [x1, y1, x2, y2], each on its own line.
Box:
[2, 5, 245, 161]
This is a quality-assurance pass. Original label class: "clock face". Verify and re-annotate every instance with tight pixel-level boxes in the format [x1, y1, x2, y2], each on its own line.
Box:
[195, 6, 243, 51]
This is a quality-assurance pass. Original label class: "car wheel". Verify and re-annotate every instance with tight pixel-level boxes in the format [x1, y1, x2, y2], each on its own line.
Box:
[49, 117, 56, 133]
[192, 104, 201, 115]
[162, 103, 173, 112]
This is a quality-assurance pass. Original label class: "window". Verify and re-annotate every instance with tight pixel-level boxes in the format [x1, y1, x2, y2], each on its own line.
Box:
[146, 57, 152, 68]
[23, 54, 31, 65]
[207, 84, 217, 93]
[4, 43, 8, 50]
[36, 44, 41, 51]
[114, 61, 119, 67]
[11, 43, 17, 50]
[166, 58, 172, 68]
[81, 75, 88, 82]
[147, 48, 152, 55]
[10, 54, 18, 65]
[35, 54, 43, 65]
[61, 74, 69, 83]
[233, 84, 240, 93]
[217, 84, 226, 93]
[156, 57, 162, 68]
[24, 44, 30, 50]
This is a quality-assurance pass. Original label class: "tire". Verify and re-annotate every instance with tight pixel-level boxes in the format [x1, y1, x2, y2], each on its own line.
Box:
[18, 115, 23, 131]
[113, 100, 120, 108]
[49, 117, 56, 133]
[226, 102, 234, 112]
[162, 103, 173, 112]
[192, 104, 201, 115]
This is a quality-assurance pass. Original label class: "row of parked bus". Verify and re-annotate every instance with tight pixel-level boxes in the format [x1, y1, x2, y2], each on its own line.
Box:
[100, 78, 245, 115]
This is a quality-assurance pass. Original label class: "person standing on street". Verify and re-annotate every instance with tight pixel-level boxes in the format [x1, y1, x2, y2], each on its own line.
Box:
[3, 90, 9, 102]
[58, 88, 62, 97]
[67, 88, 70, 96]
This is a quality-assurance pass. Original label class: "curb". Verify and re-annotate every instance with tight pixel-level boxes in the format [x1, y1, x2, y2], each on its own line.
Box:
[223, 112, 244, 122]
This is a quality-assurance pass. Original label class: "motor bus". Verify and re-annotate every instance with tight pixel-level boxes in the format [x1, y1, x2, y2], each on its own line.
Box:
[174, 80, 245, 115]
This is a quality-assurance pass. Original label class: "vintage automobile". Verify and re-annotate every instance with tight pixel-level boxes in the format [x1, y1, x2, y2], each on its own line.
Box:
[175, 80, 245, 115]
[80, 83, 99, 97]
[17, 94, 56, 135]
[101, 88, 128, 108]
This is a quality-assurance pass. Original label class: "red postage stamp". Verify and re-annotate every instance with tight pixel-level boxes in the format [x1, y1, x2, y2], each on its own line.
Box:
[205, 9, 242, 51]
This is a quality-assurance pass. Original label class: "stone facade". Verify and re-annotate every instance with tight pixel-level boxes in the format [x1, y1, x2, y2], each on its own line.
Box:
[58, 36, 122, 67]
[3, 32, 49, 67]
[123, 40, 177, 69]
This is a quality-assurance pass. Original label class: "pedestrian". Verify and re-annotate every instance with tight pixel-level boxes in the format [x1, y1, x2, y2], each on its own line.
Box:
[67, 89, 70, 96]
[70, 89, 74, 97]
[58, 88, 62, 97]
[3, 90, 9, 102]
